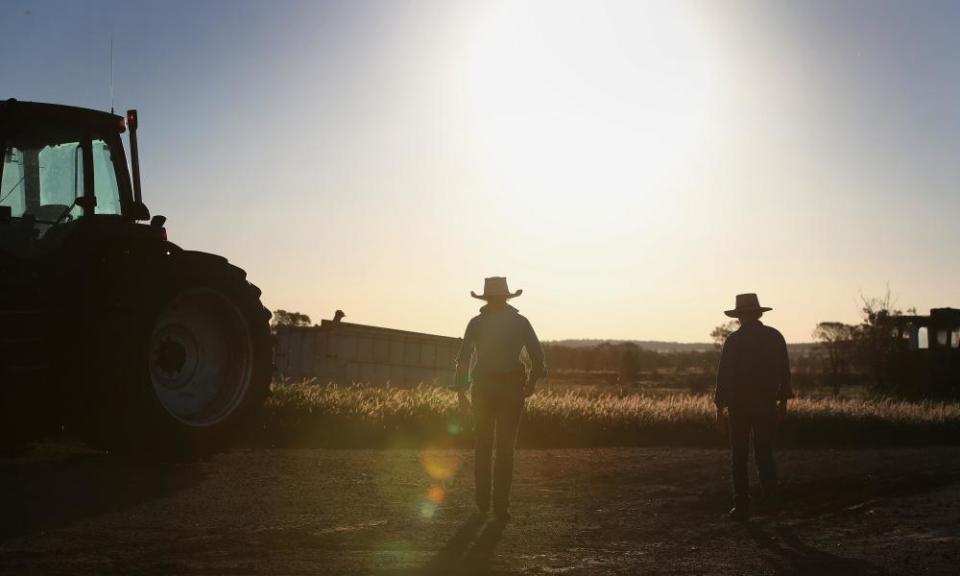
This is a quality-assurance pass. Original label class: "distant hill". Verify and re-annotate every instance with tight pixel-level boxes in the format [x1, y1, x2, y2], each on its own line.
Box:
[548, 339, 714, 353]
[547, 339, 819, 356]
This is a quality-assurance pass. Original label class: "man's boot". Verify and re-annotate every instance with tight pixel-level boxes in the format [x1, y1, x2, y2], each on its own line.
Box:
[757, 486, 780, 514]
[476, 496, 491, 517]
[728, 497, 749, 521]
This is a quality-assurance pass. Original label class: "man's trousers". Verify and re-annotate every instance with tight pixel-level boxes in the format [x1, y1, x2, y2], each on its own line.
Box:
[472, 375, 525, 513]
[728, 403, 779, 501]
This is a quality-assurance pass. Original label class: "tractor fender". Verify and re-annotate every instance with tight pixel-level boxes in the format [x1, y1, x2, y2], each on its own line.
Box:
[170, 250, 228, 268]
[165, 250, 266, 303]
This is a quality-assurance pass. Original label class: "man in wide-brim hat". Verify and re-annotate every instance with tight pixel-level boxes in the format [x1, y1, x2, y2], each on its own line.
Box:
[453, 277, 545, 522]
[715, 293, 792, 521]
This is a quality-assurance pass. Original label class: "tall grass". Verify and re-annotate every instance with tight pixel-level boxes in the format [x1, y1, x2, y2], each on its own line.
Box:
[256, 381, 960, 448]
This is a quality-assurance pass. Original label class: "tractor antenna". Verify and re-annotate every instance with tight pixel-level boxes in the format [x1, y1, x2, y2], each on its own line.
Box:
[109, 34, 115, 114]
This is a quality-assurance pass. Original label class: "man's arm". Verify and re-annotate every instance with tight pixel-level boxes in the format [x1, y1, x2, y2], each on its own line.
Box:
[452, 318, 477, 392]
[776, 330, 792, 418]
[776, 330, 792, 402]
[522, 317, 546, 390]
[715, 336, 735, 408]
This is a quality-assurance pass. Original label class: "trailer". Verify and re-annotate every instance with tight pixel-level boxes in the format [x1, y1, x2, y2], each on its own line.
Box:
[883, 308, 960, 398]
[274, 314, 462, 387]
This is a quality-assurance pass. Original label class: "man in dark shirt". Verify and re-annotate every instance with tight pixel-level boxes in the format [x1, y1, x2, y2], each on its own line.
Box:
[715, 293, 792, 520]
[453, 277, 546, 522]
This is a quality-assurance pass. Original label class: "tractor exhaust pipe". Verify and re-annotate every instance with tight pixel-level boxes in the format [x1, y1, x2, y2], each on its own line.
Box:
[127, 109, 143, 205]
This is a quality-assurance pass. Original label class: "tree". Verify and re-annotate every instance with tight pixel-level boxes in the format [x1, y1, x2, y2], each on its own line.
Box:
[812, 321, 857, 396]
[271, 309, 312, 332]
[856, 289, 903, 390]
[710, 321, 737, 350]
[619, 342, 641, 384]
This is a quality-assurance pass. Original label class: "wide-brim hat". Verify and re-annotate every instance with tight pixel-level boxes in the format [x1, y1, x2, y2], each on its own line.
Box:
[471, 276, 522, 300]
[725, 293, 772, 317]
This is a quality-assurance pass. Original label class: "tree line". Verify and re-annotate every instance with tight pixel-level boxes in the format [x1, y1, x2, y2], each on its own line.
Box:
[544, 342, 719, 375]
[810, 291, 936, 398]
[545, 290, 947, 399]
[270, 289, 952, 399]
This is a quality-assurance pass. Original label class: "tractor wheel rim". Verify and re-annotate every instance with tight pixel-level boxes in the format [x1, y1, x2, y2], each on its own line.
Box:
[148, 287, 254, 427]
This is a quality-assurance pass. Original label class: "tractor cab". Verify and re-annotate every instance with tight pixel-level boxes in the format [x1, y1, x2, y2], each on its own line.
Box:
[1, 100, 272, 457]
[0, 100, 151, 256]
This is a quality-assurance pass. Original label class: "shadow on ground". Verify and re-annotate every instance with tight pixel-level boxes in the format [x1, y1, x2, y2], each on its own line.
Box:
[2, 447, 958, 575]
[747, 524, 886, 576]
[0, 449, 201, 541]
[374, 514, 510, 576]
[778, 464, 960, 521]
[686, 453, 960, 520]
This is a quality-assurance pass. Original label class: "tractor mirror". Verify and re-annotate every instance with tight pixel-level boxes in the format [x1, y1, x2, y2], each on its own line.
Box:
[131, 201, 151, 221]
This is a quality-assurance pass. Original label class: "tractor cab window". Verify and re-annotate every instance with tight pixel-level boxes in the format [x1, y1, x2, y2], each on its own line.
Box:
[917, 327, 929, 350]
[1, 141, 83, 224]
[936, 329, 949, 348]
[92, 139, 121, 215]
[1, 147, 27, 216]
[39, 142, 84, 222]
[0, 138, 122, 224]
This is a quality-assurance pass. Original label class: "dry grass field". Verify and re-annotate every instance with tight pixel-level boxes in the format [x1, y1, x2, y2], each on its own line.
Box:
[258, 381, 960, 449]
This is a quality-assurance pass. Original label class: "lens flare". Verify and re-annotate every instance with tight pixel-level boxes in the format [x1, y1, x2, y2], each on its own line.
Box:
[419, 502, 438, 519]
[426, 485, 445, 504]
[370, 540, 416, 570]
[420, 450, 462, 481]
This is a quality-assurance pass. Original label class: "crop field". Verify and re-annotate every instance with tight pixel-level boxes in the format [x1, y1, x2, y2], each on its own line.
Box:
[257, 381, 960, 449]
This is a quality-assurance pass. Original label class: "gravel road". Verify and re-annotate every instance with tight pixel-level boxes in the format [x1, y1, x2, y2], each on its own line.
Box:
[2, 446, 959, 575]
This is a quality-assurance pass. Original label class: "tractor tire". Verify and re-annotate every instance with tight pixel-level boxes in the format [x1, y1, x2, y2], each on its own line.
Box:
[106, 252, 271, 459]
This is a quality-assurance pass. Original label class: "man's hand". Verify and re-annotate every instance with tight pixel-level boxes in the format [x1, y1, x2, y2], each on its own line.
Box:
[777, 399, 788, 422]
[523, 378, 536, 398]
[457, 390, 471, 413]
[524, 370, 544, 398]
[715, 405, 727, 431]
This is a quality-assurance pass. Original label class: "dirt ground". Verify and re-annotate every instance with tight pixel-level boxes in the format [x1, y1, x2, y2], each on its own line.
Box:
[1, 446, 959, 575]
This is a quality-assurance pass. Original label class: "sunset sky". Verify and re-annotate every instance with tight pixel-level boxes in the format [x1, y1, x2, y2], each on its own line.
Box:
[4, 0, 959, 342]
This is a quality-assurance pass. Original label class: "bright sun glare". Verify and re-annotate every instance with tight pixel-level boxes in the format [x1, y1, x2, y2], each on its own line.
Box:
[464, 1, 724, 240]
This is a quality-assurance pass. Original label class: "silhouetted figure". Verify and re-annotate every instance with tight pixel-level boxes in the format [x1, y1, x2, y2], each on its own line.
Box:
[454, 277, 545, 522]
[715, 293, 792, 521]
[333, 309, 346, 323]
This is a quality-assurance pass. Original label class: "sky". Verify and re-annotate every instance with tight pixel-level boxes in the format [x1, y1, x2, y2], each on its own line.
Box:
[3, 0, 959, 342]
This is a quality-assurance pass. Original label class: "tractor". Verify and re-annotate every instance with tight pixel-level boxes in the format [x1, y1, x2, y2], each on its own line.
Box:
[0, 100, 272, 456]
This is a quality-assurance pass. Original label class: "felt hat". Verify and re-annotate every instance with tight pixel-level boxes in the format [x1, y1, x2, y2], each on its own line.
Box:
[724, 293, 772, 318]
[471, 277, 522, 300]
